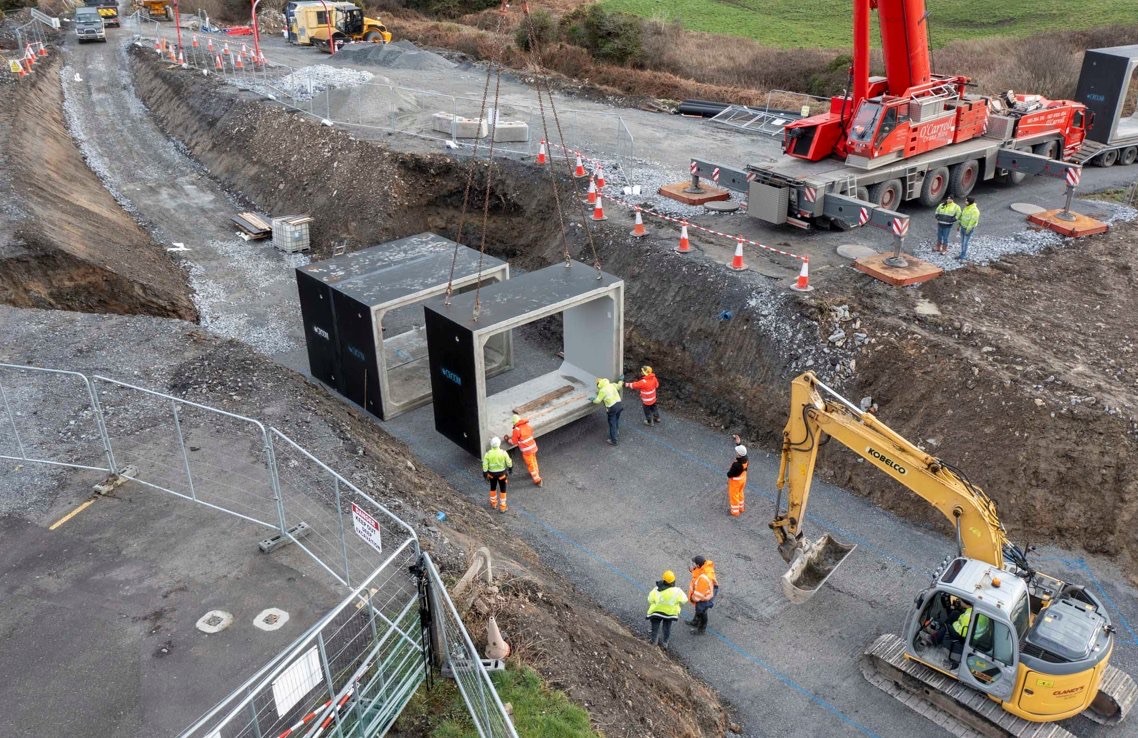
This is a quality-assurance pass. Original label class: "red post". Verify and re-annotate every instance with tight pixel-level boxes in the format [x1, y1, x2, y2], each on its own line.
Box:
[317, 0, 334, 55]
[251, 0, 262, 63]
[173, 0, 183, 63]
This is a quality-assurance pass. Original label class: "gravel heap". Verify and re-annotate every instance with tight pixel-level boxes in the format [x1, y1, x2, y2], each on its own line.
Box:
[268, 65, 375, 101]
[331, 40, 456, 72]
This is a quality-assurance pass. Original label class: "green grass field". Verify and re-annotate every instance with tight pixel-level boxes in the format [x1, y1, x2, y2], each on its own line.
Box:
[598, 0, 1138, 48]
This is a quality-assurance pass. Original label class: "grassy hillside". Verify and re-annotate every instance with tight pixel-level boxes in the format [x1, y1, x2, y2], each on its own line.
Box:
[597, 0, 1138, 48]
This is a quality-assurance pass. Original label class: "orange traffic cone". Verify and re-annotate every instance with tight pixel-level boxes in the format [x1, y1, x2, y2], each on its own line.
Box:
[596, 166, 606, 189]
[583, 178, 597, 205]
[192, 34, 199, 49]
[790, 257, 813, 291]
[214, 53, 223, 71]
[535, 139, 548, 166]
[235, 54, 244, 70]
[240, 43, 249, 57]
[207, 37, 215, 53]
[155, 37, 162, 53]
[37, 43, 47, 58]
[729, 238, 746, 271]
[485, 615, 511, 659]
[24, 45, 35, 65]
[630, 209, 648, 238]
[16, 59, 27, 77]
[573, 152, 587, 178]
[676, 222, 691, 254]
[177, 50, 185, 65]
[591, 196, 607, 221]
[168, 45, 177, 63]
[223, 42, 231, 57]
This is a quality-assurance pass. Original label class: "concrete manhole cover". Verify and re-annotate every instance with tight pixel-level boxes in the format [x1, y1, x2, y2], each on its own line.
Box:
[836, 244, 878, 260]
[704, 200, 740, 213]
[1009, 202, 1046, 215]
[254, 608, 290, 631]
[195, 610, 234, 634]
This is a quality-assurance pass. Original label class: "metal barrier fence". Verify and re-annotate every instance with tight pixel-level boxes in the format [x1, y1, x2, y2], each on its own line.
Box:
[0, 363, 515, 737]
[133, 23, 635, 162]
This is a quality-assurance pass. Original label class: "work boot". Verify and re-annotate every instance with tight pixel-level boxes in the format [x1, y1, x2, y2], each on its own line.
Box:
[605, 439, 616, 446]
[685, 619, 697, 627]
[644, 420, 651, 426]
[498, 503, 508, 513]
[659, 640, 669, 649]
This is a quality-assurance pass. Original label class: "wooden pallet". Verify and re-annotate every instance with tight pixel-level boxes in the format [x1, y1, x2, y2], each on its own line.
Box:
[231, 211, 272, 240]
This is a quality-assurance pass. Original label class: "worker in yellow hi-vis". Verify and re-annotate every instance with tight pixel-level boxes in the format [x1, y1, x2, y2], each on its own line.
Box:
[482, 437, 512, 513]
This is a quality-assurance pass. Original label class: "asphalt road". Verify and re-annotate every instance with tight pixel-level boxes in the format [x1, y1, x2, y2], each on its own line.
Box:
[45, 29, 1138, 738]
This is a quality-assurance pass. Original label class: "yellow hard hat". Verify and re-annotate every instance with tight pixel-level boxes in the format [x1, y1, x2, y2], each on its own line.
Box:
[641, 366, 653, 375]
[662, 570, 675, 584]
[511, 414, 521, 425]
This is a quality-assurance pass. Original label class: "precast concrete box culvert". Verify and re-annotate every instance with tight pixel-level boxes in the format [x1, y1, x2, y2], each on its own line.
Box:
[296, 232, 510, 420]
[425, 260, 624, 457]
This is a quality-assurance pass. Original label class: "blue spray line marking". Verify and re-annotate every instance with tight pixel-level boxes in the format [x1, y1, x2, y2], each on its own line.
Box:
[631, 426, 916, 569]
[517, 508, 882, 738]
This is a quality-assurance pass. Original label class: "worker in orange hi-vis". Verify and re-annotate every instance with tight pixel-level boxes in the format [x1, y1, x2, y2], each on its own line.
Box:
[507, 414, 542, 487]
[727, 434, 748, 517]
[624, 365, 661, 426]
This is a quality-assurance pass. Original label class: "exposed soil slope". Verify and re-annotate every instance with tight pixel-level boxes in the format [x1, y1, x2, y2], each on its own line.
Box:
[0, 56, 196, 320]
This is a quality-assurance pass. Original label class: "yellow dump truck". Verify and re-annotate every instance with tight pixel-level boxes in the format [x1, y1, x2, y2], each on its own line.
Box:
[137, 0, 173, 21]
[287, 1, 391, 51]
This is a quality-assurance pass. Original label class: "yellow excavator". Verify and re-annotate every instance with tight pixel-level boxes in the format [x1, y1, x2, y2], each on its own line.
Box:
[770, 372, 1137, 737]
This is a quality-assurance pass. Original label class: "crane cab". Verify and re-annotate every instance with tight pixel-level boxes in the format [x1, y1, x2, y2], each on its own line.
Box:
[905, 557, 1113, 722]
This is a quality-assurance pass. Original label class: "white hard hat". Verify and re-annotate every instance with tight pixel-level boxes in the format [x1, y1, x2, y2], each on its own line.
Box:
[735, 445, 747, 456]
[490, 437, 501, 448]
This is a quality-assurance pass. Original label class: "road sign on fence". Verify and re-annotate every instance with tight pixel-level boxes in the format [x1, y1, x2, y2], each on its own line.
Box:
[351, 502, 383, 553]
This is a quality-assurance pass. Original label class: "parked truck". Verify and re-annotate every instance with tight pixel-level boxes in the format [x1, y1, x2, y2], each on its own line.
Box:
[286, 1, 391, 51]
[684, 0, 1125, 231]
[74, 6, 107, 42]
[135, 0, 173, 21]
[83, 0, 119, 27]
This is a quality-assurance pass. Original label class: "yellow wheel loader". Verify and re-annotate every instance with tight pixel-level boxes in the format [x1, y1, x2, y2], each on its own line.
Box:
[136, 0, 173, 21]
[287, 1, 391, 52]
[771, 371, 1137, 736]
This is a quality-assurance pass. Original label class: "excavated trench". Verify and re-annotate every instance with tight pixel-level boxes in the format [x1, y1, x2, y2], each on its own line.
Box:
[128, 49, 1138, 580]
[0, 57, 196, 321]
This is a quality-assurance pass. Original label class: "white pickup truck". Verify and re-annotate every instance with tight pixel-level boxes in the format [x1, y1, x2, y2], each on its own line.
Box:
[74, 7, 107, 43]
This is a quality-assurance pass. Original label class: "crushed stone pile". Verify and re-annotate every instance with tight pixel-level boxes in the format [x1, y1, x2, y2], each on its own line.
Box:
[271, 66, 374, 101]
[330, 40, 456, 72]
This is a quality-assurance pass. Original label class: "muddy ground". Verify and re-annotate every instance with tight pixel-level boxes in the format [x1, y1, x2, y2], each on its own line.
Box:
[125, 49, 1138, 580]
[3, 26, 1138, 736]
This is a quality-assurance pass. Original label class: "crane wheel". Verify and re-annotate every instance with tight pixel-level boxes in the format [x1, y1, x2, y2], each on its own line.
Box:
[868, 179, 903, 210]
[1119, 147, 1137, 166]
[1095, 148, 1119, 167]
[948, 160, 979, 198]
[1032, 141, 1058, 160]
[918, 167, 950, 207]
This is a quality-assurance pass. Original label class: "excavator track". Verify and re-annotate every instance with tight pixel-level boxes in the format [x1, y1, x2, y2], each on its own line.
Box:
[1085, 663, 1138, 725]
[861, 634, 1077, 738]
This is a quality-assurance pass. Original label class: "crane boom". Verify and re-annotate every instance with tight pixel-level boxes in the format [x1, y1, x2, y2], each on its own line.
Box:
[771, 372, 1008, 598]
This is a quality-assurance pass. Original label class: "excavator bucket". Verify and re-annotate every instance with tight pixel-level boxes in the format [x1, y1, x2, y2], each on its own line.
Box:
[780, 534, 857, 604]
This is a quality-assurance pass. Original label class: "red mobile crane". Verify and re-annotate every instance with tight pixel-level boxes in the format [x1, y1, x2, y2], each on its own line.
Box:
[682, 0, 1089, 229]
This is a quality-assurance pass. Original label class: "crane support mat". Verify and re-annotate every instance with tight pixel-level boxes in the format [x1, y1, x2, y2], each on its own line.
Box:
[657, 181, 732, 206]
[853, 253, 943, 286]
[424, 260, 624, 457]
[1026, 210, 1109, 238]
[296, 233, 510, 421]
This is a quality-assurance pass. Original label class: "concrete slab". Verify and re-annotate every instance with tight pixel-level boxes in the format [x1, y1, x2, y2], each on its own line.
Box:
[704, 200, 740, 213]
[657, 181, 731, 206]
[0, 477, 341, 735]
[836, 243, 878, 260]
[853, 252, 944, 286]
[1026, 209, 1110, 237]
[1009, 202, 1047, 215]
[491, 120, 529, 143]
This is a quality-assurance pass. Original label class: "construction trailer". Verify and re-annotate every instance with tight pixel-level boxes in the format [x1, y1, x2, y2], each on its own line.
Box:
[1073, 45, 1138, 166]
[296, 233, 509, 421]
[424, 261, 623, 458]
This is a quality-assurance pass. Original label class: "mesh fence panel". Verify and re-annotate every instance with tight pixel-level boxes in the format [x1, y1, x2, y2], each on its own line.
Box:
[0, 364, 112, 471]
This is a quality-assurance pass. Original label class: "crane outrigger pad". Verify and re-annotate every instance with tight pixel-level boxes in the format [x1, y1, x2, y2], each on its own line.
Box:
[780, 533, 857, 604]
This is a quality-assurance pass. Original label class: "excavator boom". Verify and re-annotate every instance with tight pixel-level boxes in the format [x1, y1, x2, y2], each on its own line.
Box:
[771, 372, 1008, 601]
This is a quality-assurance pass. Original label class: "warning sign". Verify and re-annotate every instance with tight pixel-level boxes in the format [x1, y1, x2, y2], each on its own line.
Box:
[9, 60, 22, 74]
[351, 502, 383, 553]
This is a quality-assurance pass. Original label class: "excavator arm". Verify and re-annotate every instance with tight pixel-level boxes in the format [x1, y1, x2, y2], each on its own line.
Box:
[771, 372, 1009, 601]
